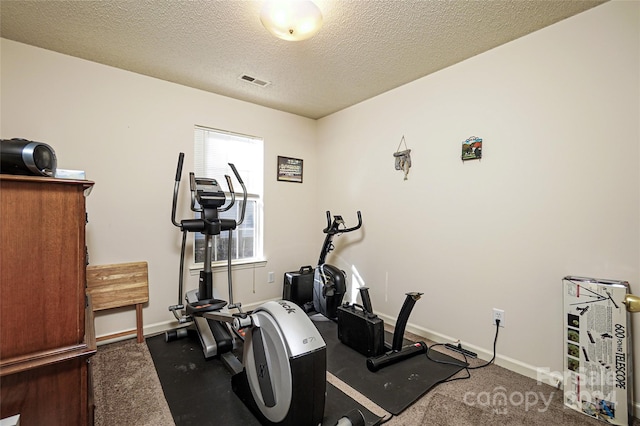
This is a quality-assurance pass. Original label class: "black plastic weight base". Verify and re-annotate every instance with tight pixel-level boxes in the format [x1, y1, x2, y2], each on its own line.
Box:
[366, 341, 427, 372]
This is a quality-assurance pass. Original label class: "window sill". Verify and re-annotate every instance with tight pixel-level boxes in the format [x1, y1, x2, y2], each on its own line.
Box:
[189, 258, 267, 275]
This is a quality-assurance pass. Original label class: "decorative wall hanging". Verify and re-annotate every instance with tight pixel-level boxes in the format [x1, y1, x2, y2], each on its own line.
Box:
[277, 156, 303, 183]
[461, 136, 482, 161]
[393, 136, 412, 180]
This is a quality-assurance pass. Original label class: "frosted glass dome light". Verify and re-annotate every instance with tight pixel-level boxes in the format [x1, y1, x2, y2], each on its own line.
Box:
[261, 1, 323, 41]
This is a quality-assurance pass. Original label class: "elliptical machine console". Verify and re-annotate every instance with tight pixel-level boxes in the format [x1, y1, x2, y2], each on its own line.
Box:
[313, 211, 363, 320]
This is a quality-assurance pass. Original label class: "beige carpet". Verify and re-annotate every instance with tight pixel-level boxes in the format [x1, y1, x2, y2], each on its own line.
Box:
[383, 361, 619, 426]
[386, 331, 640, 426]
[92, 338, 175, 426]
[92, 335, 640, 426]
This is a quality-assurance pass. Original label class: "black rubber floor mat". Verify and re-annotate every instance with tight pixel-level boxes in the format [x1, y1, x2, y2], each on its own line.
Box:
[146, 332, 382, 425]
[311, 315, 467, 415]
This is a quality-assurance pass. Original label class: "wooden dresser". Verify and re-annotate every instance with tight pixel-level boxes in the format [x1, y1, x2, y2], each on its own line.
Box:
[0, 175, 97, 426]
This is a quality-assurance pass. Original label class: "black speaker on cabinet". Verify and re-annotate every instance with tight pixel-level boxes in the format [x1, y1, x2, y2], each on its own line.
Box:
[0, 138, 57, 177]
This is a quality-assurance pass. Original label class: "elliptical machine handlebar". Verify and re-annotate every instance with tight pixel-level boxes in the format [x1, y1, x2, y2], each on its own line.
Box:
[205, 163, 247, 226]
[188, 172, 199, 212]
[323, 210, 362, 234]
[219, 175, 235, 212]
[228, 163, 244, 185]
[170, 153, 247, 231]
[170, 154, 247, 232]
[228, 163, 247, 226]
[171, 153, 185, 228]
[173, 156, 245, 225]
[175, 152, 185, 181]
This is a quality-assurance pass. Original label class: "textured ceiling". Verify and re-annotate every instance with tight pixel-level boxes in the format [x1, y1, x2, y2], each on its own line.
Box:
[0, 0, 605, 119]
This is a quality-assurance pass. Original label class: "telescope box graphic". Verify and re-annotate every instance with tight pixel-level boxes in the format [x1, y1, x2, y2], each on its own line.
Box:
[562, 276, 633, 426]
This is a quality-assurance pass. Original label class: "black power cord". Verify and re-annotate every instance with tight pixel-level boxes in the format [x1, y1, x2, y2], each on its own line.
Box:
[426, 318, 501, 382]
[378, 320, 501, 424]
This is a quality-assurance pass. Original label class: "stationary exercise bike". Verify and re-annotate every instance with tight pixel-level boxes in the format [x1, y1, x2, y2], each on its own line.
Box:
[313, 211, 363, 320]
[165, 153, 329, 426]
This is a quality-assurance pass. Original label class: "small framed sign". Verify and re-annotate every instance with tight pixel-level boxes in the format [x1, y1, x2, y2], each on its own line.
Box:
[277, 156, 303, 183]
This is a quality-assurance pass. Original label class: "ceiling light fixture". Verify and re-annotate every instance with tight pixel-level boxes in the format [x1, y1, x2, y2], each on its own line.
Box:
[260, 0, 323, 42]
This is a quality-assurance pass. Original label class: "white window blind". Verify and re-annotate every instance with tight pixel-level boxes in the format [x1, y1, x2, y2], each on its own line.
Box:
[194, 127, 263, 197]
[193, 126, 264, 264]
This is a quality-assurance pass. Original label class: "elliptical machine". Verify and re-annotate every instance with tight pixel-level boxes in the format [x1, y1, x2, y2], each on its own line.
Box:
[165, 152, 247, 362]
[313, 211, 363, 320]
[165, 153, 328, 426]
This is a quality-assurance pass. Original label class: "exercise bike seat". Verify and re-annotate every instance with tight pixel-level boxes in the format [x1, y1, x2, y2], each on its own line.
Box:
[186, 298, 227, 315]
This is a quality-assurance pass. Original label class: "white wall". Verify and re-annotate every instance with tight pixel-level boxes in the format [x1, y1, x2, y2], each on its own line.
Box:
[317, 0, 639, 390]
[0, 38, 320, 336]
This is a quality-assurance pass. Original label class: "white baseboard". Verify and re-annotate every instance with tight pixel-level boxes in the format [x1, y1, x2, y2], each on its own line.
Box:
[377, 312, 562, 385]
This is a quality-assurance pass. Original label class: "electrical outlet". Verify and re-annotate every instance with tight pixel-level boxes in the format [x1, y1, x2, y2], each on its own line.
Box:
[268, 272, 275, 283]
[493, 308, 505, 327]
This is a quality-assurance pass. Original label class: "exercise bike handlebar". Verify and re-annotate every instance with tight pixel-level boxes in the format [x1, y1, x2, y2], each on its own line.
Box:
[323, 210, 363, 234]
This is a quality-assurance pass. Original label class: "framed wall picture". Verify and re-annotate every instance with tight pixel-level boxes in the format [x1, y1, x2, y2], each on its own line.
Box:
[461, 136, 482, 161]
[277, 156, 303, 183]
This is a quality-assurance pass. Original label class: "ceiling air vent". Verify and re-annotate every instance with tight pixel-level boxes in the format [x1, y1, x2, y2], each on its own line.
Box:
[239, 74, 271, 87]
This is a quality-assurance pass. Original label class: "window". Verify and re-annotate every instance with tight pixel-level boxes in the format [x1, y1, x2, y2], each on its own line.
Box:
[193, 126, 263, 265]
